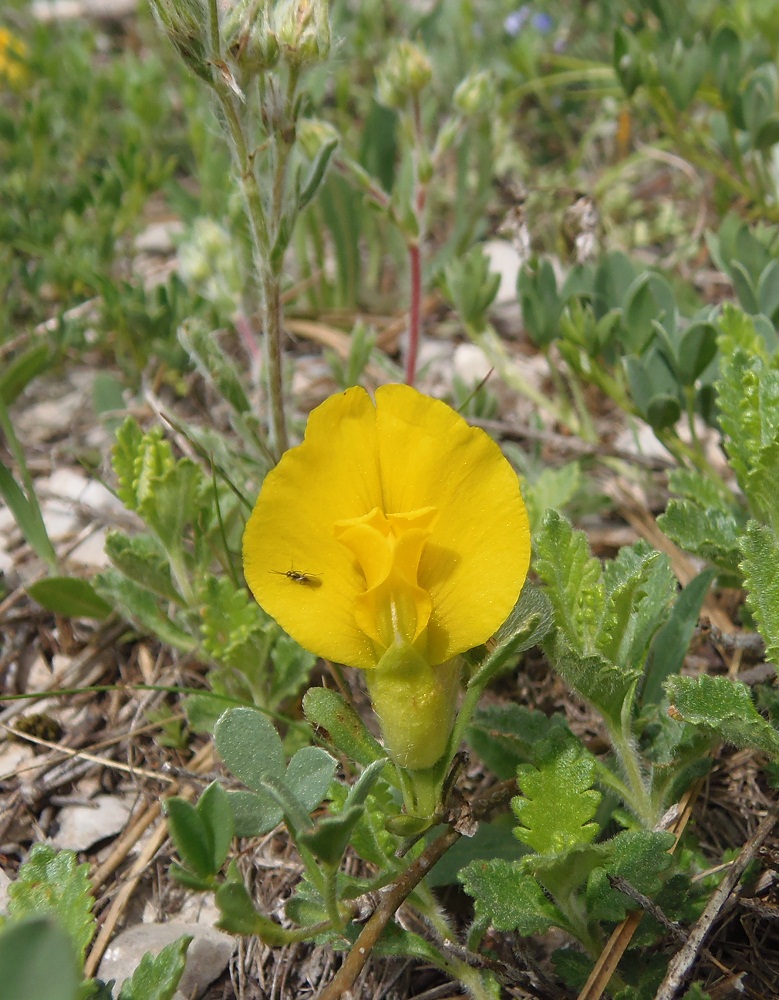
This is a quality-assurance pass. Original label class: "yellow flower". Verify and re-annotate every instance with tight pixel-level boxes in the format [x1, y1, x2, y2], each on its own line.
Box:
[0, 28, 28, 87]
[243, 385, 530, 768]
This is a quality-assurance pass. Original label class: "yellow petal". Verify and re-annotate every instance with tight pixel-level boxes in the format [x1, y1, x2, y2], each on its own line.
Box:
[242, 388, 384, 668]
[373, 384, 530, 663]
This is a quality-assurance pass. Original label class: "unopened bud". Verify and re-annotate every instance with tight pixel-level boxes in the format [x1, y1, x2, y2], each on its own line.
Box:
[274, 0, 331, 68]
[223, 0, 279, 74]
[149, 0, 211, 80]
[296, 117, 339, 159]
[376, 40, 432, 110]
[453, 70, 496, 117]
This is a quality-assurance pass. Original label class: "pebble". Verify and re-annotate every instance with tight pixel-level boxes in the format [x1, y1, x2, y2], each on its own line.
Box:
[98, 922, 235, 999]
[52, 794, 132, 851]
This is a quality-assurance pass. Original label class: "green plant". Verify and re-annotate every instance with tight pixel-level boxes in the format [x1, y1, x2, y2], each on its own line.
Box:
[0, 844, 190, 1000]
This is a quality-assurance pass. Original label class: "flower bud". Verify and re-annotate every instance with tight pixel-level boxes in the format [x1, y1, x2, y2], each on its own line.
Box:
[149, 0, 211, 80]
[274, 0, 331, 68]
[0, 28, 29, 88]
[453, 70, 496, 117]
[376, 40, 433, 110]
[223, 0, 279, 74]
[296, 117, 339, 159]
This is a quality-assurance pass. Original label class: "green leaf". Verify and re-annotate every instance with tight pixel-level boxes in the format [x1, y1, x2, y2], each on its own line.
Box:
[299, 137, 338, 210]
[93, 571, 196, 650]
[285, 746, 338, 813]
[467, 704, 572, 779]
[535, 510, 604, 655]
[468, 584, 554, 688]
[741, 521, 779, 663]
[657, 500, 743, 576]
[226, 789, 282, 838]
[26, 577, 113, 620]
[0, 343, 52, 407]
[298, 804, 364, 866]
[676, 322, 717, 386]
[585, 830, 675, 922]
[0, 917, 80, 1000]
[302, 687, 386, 768]
[8, 845, 95, 962]
[196, 780, 234, 870]
[665, 674, 779, 758]
[512, 732, 600, 854]
[214, 708, 285, 789]
[641, 569, 716, 708]
[165, 798, 215, 880]
[0, 458, 58, 569]
[116, 934, 191, 1000]
[459, 858, 561, 934]
[104, 532, 182, 603]
[523, 462, 581, 535]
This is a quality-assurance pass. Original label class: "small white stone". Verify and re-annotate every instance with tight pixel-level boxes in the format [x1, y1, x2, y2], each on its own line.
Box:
[99, 922, 235, 999]
[0, 870, 11, 915]
[482, 239, 523, 304]
[46, 468, 90, 502]
[453, 343, 492, 385]
[69, 528, 109, 568]
[52, 794, 132, 851]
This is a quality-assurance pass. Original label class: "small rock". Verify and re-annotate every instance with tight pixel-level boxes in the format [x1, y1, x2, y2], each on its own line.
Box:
[52, 794, 131, 851]
[99, 922, 234, 999]
[453, 343, 492, 385]
[0, 870, 12, 914]
[482, 239, 522, 304]
[69, 528, 109, 568]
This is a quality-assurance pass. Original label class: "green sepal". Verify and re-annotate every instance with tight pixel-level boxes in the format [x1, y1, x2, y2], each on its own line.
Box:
[302, 686, 386, 768]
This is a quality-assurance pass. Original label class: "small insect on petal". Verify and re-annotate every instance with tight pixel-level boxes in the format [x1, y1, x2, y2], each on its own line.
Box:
[270, 569, 322, 587]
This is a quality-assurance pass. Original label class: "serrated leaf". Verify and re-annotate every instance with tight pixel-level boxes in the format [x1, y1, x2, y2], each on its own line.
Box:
[0, 917, 80, 1000]
[585, 829, 675, 922]
[93, 571, 196, 650]
[745, 439, 779, 533]
[467, 704, 572, 779]
[370, 921, 446, 964]
[512, 733, 600, 854]
[214, 708, 285, 789]
[599, 542, 676, 673]
[667, 469, 735, 514]
[459, 858, 561, 934]
[523, 462, 581, 535]
[535, 510, 604, 654]
[141, 459, 204, 544]
[104, 532, 182, 603]
[554, 649, 639, 728]
[657, 500, 743, 575]
[665, 674, 779, 758]
[26, 577, 113, 619]
[116, 934, 191, 1000]
[741, 521, 779, 662]
[8, 845, 95, 962]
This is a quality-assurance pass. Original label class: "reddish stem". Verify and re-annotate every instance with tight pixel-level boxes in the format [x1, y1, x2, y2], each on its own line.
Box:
[405, 240, 422, 386]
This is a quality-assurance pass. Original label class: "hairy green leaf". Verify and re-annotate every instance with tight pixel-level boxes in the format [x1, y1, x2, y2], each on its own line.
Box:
[104, 532, 182, 603]
[741, 521, 779, 663]
[117, 935, 191, 1000]
[214, 708, 285, 789]
[657, 500, 743, 575]
[467, 704, 572, 779]
[512, 733, 600, 855]
[459, 858, 561, 934]
[585, 830, 675, 921]
[8, 845, 95, 962]
[666, 674, 779, 758]
[303, 687, 386, 768]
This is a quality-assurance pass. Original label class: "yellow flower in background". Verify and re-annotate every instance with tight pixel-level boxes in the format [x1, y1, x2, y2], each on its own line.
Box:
[0, 28, 28, 87]
[243, 384, 530, 769]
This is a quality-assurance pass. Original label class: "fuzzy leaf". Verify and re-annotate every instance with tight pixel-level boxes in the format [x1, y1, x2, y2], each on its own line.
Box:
[94, 571, 196, 650]
[523, 462, 581, 535]
[303, 687, 386, 768]
[8, 845, 95, 962]
[741, 521, 779, 663]
[285, 746, 338, 814]
[214, 708, 285, 789]
[0, 917, 80, 1000]
[467, 704, 572, 779]
[657, 500, 743, 575]
[117, 935, 191, 1000]
[586, 830, 675, 922]
[459, 858, 561, 934]
[512, 732, 600, 854]
[666, 674, 779, 758]
[469, 584, 554, 687]
[226, 789, 281, 837]
[104, 532, 182, 603]
[535, 510, 604, 654]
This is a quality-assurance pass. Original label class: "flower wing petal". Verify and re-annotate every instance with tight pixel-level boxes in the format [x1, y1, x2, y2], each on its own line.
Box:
[242, 387, 383, 668]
